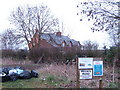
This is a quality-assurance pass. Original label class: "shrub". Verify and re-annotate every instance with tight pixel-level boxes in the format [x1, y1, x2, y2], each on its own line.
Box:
[16, 49, 28, 59]
[2, 49, 16, 58]
[28, 47, 78, 63]
[108, 82, 118, 88]
[2, 49, 28, 60]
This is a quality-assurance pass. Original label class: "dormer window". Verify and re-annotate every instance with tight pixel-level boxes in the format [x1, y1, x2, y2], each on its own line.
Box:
[77, 41, 80, 46]
[62, 41, 66, 47]
[62, 42, 65, 47]
[69, 41, 73, 47]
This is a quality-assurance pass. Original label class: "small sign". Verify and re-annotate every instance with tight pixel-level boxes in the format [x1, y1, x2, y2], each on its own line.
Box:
[93, 61, 103, 76]
[78, 58, 93, 69]
[80, 70, 92, 79]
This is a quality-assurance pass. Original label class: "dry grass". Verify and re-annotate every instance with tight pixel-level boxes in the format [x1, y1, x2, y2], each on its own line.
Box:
[1, 58, 119, 88]
[37, 64, 76, 82]
[1, 58, 33, 65]
[36, 63, 119, 88]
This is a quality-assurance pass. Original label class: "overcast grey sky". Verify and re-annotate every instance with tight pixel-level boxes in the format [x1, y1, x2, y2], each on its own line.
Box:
[0, 0, 113, 49]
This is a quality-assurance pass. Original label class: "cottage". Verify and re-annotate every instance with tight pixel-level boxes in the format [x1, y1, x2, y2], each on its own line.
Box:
[28, 29, 81, 52]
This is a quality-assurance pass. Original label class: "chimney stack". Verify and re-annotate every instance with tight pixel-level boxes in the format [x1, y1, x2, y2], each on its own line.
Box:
[56, 32, 61, 37]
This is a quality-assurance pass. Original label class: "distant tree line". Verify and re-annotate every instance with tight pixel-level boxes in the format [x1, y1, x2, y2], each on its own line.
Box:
[1, 49, 28, 60]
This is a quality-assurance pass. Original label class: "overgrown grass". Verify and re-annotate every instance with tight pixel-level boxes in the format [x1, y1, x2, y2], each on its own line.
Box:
[1, 58, 119, 88]
[2, 79, 38, 88]
[108, 82, 118, 88]
[2, 73, 69, 88]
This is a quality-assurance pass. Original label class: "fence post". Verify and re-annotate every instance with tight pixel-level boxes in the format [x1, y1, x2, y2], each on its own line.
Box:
[99, 79, 103, 90]
[76, 58, 80, 88]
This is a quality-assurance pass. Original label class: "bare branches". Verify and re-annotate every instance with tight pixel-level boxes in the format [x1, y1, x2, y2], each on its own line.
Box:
[77, 1, 120, 32]
[77, 1, 120, 46]
[83, 40, 99, 51]
[9, 5, 59, 45]
[1, 29, 21, 49]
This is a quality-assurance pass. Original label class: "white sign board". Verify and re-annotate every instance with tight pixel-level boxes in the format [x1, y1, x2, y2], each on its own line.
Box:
[78, 58, 93, 69]
[93, 61, 103, 76]
[80, 70, 92, 79]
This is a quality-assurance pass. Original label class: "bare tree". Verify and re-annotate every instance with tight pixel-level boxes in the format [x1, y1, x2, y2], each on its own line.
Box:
[9, 5, 59, 47]
[77, 1, 120, 31]
[83, 40, 99, 51]
[0, 29, 21, 49]
[82, 40, 99, 57]
[109, 29, 120, 46]
[77, 1, 120, 44]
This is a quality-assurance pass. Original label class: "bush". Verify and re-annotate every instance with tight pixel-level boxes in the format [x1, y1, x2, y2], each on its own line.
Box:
[2, 49, 28, 60]
[108, 82, 118, 88]
[17, 49, 28, 59]
[103, 46, 118, 65]
[28, 47, 77, 63]
[2, 49, 16, 58]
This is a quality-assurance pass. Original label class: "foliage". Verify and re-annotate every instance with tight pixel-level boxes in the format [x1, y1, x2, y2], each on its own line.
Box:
[79, 40, 99, 57]
[2, 49, 16, 58]
[77, 1, 120, 46]
[82, 40, 99, 50]
[2, 49, 28, 60]
[29, 47, 61, 63]
[77, 1, 120, 32]
[106, 47, 117, 60]
[63, 47, 77, 60]
[17, 49, 28, 59]
[108, 29, 120, 46]
[108, 82, 118, 88]
[103, 46, 119, 65]
[28, 47, 78, 63]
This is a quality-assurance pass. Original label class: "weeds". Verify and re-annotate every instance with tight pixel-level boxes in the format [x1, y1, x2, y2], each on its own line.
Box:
[108, 82, 118, 88]
[1, 58, 119, 88]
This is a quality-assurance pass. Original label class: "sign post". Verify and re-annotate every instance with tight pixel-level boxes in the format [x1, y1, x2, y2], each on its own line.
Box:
[78, 58, 93, 80]
[76, 57, 103, 88]
[80, 70, 92, 79]
[93, 61, 103, 76]
[76, 58, 80, 88]
[78, 58, 93, 69]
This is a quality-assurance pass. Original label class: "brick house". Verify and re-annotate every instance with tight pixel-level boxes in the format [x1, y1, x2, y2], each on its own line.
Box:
[28, 29, 81, 52]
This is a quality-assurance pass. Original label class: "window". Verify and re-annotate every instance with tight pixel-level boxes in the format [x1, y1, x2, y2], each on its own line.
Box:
[62, 42, 65, 47]
[69, 41, 73, 47]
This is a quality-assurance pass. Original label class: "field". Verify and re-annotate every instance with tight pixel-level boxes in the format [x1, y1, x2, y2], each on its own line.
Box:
[0, 58, 119, 88]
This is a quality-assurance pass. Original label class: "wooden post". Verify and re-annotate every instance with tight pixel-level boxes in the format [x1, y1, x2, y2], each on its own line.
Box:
[99, 79, 103, 90]
[76, 58, 80, 88]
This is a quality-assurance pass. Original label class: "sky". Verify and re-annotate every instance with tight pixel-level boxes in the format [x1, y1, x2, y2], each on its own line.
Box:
[0, 0, 113, 49]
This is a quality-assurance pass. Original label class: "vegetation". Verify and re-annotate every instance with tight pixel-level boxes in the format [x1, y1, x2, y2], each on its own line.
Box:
[2, 74, 68, 88]
[9, 5, 59, 50]
[0, 1, 119, 88]
[1, 59, 119, 88]
[28, 47, 77, 64]
[1, 49, 28, 60]
[77, 1, 120, 32]
[0, 4, 59, 50]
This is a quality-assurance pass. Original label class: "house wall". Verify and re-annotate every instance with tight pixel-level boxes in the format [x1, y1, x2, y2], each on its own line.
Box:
[40, 39, 54, 48]
[28, 32, 54, 49]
